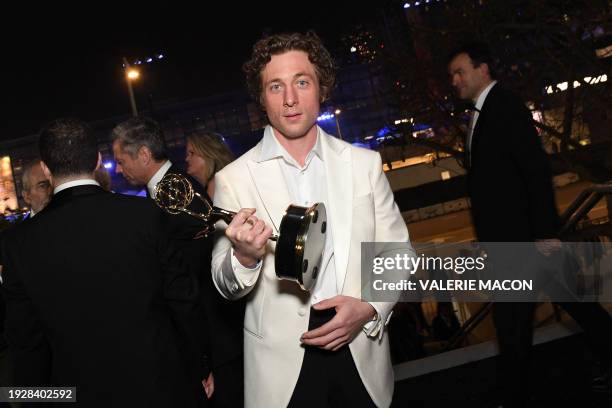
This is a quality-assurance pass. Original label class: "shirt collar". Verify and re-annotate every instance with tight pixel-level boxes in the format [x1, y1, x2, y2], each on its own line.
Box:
[474, 80, 497, 111]
[54, 178, 100, 195]
[147, 160, 172, 198]
[258, 125, 323, 169]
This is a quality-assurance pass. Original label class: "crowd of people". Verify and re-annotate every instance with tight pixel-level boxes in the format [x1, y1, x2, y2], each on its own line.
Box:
[0, 31, 610, 408]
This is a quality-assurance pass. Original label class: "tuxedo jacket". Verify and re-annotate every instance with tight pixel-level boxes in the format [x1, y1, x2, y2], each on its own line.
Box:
[159, 165, 244, 369]
[1, 185, 206, 407]
[211, 127, 414, 407]
[467, 84, 559, 241]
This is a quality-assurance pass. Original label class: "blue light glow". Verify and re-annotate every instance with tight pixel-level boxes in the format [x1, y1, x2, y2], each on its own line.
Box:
[317, 113, 335, 122]
[103, 162, 113, 170]
[377, 126, 392, 137]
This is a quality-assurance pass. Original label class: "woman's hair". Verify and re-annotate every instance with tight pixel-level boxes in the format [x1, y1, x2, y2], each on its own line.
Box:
[186, 131, 234, 183]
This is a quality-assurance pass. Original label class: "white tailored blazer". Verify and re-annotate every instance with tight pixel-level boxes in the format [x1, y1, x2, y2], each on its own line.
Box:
[211, 126, 414, 408]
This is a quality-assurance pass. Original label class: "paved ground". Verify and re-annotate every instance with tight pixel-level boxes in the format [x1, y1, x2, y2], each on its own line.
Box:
[392, 333, 612, 407]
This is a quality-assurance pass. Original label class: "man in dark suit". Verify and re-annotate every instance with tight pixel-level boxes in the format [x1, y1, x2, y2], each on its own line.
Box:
[111, 117, 244, 408]
[1, 118, 206, 407]
[449, 42, 612, 406]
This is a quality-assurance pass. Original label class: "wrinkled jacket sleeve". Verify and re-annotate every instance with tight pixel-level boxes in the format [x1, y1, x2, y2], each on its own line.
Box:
[211, 170, 261, 300]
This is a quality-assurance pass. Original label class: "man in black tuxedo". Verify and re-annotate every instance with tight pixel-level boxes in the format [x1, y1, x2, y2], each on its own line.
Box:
[449, 43, 612, 406]
[111, 117, 244, 408]
[1, 118, 206, 407]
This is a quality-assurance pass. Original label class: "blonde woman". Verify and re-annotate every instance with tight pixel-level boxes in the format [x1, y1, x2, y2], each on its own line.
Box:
[185, 131, 234, 198]
[186, 130, 244, 407]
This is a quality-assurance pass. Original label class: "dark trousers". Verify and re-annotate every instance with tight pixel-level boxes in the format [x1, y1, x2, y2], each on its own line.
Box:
[492, 302, 536, 407]
[287, 308, 376, 408]
[493, 301, 612, 407]
[555, 301, 612, 368]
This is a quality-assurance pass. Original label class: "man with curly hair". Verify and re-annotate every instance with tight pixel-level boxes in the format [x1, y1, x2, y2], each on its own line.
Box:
[211, 32, 414, 407]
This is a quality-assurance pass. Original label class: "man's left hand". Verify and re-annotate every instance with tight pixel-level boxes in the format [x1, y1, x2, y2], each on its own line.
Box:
[300, 295, 376, 351]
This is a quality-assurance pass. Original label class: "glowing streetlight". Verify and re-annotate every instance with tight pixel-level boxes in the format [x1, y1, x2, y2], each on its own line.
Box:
[317, 109, 344, 140]
[334, 109, 343, 140]
[127, 69, 140, 80]
[123, 57, 139, 117]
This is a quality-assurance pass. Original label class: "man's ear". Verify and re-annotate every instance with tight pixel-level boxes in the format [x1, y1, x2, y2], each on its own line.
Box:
[94, 152, 102, 171]
[480, 62, 491, 79]
[40, 161, 52, 181]
[137, 145, 152, 164]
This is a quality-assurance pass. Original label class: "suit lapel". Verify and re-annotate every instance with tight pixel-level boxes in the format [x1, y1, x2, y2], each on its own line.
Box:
[470, 84, 499, 167]
[469, 113, 483, 167]
[320, 132, 353, 292]
[248, 129, 353, 291]
[246, 155, 292, 235]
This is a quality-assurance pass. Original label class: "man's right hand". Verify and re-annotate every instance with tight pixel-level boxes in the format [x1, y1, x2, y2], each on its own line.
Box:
[226, 208, 273, 267]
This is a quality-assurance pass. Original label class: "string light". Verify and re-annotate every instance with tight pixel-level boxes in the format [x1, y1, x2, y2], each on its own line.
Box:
[122, 53, 166, 68]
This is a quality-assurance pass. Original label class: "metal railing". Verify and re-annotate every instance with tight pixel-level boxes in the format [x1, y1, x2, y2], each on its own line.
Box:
[439, 181, 612, 351]
[559, 182, 612, 239]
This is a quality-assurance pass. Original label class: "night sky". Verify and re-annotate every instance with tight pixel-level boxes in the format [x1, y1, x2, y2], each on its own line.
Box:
[2, 3, 391, 140]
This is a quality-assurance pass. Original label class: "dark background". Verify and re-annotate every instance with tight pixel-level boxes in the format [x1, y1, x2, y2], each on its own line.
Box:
[1, 2, 387, 140]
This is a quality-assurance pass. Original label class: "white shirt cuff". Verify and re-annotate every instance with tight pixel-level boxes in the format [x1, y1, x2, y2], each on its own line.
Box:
[230, 248, 261, 287]
[362, 302, 391, 340]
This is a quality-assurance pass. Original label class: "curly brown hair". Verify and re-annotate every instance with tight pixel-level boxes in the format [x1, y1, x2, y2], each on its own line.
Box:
[243, 31, 336, 106]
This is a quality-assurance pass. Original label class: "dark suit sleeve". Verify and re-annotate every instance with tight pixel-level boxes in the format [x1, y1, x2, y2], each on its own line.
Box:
[505, 95, 560, 238]
[156, 210, 209, 380]
[1, 235, 51, 385]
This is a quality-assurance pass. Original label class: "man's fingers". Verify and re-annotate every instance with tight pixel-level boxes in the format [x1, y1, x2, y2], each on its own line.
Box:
[230, 208, 256, 227]
[302, 328, 345, 347]
[253, 225, 273, 248]
[225, 208, 272, 263]
[312, 295, 343, 311]
[227, 212, 261, 240]
[251, 219, 265, 235]
[226, 209, 256, 237]
[301, 318, 341, 340]
[328, 337, 349, 351]
[327, 339, 348, 351]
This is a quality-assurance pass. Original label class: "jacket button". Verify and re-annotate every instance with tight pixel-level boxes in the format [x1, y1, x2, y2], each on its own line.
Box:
[297, 308, 306, 316]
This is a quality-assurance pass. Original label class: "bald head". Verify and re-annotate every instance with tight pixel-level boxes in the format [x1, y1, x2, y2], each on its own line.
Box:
[22, 160, 52, 214]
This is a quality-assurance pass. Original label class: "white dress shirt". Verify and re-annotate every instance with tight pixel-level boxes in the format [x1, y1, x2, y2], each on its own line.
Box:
[54, 178, 100, 194]
[147, 160, 172, 199]
[231, 127, 337, 305]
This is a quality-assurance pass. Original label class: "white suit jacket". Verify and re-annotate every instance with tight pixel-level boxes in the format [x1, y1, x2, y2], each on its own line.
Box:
[212, 126, 413, 407]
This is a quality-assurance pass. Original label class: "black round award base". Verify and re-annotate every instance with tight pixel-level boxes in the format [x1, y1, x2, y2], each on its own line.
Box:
[275, 203, 327, 291]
